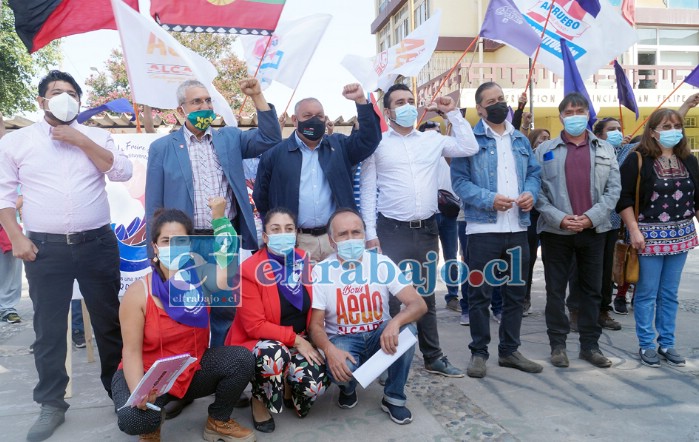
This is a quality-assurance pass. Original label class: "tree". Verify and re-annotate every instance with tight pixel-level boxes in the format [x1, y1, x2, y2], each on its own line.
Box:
[0, 0, 62, 114]
[84, 33, 254, 125]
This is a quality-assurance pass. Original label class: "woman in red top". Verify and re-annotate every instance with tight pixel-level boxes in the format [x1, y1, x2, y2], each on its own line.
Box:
[226, 208, 328, 433]
[112, 200, 255, 442]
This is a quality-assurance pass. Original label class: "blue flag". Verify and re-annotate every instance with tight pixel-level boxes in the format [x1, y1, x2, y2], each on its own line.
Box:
[577, 0, 601, 18]
[480, 0, 540, 57]
[684, 64, 699, 88]
[561, 39, 596, 128]
[77, 98, 135, 124]
[613, 60, 639, 120]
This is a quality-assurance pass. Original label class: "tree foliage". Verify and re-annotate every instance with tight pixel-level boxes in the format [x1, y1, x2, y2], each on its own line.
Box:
[0, 0, 62, 114]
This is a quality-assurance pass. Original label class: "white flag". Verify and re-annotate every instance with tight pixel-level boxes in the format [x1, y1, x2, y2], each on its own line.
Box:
[110, 0, 237, 126]
[241, 14, 332, 91]
[341, 10, 442, 92]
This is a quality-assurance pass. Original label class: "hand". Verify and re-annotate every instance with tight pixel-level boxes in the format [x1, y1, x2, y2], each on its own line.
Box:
[522, 112, 533, 129]
[435, 96, 456, 114]
[325, 118, 335, 135]
[622, 135, 632, 145]
[294, 336, 324, 366]
[51, 125, 89, 147]
[278, 112, 288, 129]
[342, 83, 367, 104]
[560, 215, 584, 232]
[575, 215, 593, 230]
[239, 78, 262, 97]
[518, 92, 528, 106]
[15, 195, 23, 211]
[325, 345, 356, 383]
[683, 92, 699, 109]
[379, 320, 400, 355]
[493, 194, 515, 212]
[136, 389, 158, 411]
[365, 238, 381, 253]
[515, 192, 534, 212]
[629, 228, 646, 251]
[12, 235, 38, 261]
[208, 196, 227, 219]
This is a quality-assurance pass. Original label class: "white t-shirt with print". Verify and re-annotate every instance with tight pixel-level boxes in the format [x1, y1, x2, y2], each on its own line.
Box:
[311, 251, 410, 337]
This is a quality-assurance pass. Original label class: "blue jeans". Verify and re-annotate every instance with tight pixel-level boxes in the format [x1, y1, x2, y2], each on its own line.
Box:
[437, 214, 459, 300]
[634, 252, 688, 350]
[328, 322, 417, 406]
[72, 299, 84, 333]
[457, 222, 503, 316]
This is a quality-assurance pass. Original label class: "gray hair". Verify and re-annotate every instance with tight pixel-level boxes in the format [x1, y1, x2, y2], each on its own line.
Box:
[176, 80, 207, 106]
[294, 97, 323, 115]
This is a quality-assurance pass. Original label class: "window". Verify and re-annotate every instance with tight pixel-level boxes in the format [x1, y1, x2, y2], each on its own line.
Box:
[378, 25, 391, 51]
[414, 0, 430, 26]
[637, 28, 657, 45]
[666, 0, 699, 8]
[393, 4, 409, 42]
[659, 29, 699, 46]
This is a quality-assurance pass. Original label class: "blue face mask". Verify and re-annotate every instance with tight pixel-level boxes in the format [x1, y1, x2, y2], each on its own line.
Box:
[563, 115, 588, 137]
[156, 246, 184, 271]
[392, 104, 418, 128]
[266, 233, 296, 256]
[656, 129, 683, 149]
[605, 130, 623, 147]
[336, 238, 365, 261]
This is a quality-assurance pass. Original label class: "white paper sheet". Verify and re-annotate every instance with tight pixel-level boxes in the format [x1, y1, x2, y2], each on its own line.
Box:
[352, 328, 417, 388]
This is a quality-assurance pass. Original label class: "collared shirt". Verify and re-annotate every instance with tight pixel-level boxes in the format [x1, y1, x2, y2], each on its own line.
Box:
[0, 119, 132, 234]
[467, 121, 526, 235]
[360, 109, 478, 240]
[561, 131, 593, 216]
[295, 132, 335, 228]
[184, 125, 236, 230]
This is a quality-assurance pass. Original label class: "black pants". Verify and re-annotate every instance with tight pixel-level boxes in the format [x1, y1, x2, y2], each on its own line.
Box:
[24, 228, 122, 409]
[566, 228, 618, 313]
[524, 209, 540, 303]
[378, 214, 442, 364]
[112, 346, 254, 435]
[541, 230, 605, 351]
[466, 232, 529, 358]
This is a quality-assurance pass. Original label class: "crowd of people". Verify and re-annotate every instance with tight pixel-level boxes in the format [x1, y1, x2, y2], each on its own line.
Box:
[0, 69, 697, 442]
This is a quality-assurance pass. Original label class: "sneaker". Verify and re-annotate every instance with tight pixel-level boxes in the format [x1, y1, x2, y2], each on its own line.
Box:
[492, 312, 502, 323]
[338, 389, 358, 409]
[639, 348, 661, 367]
[568, 309, 578, 333]
[498, 351, 543, 373]
[551, 348, 569, 368]
[425, 356, 464, 378]
[466, 355, 487, 378]
[72, 330, 86, 348]
[445, 298, 460, 312]
[26, 405, 66, 442]
[381, 399, 413, 425]
[598, 311, 621, 331]
[1, 312, 21, 323]
[202, 416, 254, 442]
[460, 312, 470, 326]
[579, 349, 612, 368]
[612, 297, 628, 315]
[658, 348, 686, 367]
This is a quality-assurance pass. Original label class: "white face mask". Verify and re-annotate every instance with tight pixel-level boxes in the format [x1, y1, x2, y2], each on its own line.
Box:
[45, 92, 80, 123]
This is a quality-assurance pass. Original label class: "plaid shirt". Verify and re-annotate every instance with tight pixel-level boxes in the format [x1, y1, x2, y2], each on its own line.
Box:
[184, 126, 235, 229]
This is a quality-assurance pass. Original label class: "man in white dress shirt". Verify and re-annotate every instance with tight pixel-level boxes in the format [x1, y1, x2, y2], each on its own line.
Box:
[0, 71, 133, 442]
[360, 83, 479, 377]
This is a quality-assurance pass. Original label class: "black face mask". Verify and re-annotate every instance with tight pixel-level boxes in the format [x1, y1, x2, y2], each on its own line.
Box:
[297, 116, 325, 141]
[484, 101, 509, 125]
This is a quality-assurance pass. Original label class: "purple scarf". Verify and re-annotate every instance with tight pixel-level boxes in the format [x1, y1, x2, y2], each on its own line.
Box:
[150, 263, 209, 328]
[267, 250, 305, 311]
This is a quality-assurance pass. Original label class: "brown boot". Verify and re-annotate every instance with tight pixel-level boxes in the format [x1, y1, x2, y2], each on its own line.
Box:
[203, 417, 255, 442]
[598, 311, 622, 330]
[139, 426, 161, 442]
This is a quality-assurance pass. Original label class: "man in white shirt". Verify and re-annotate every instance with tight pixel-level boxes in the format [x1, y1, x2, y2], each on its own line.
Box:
[310, 209, 427, 424]
[451, 82, 543, 378]
[0, 70, 133, 442]
[360, 84, 478, 377]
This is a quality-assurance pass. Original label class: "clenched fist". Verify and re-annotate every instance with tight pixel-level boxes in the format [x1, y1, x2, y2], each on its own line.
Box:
[435, 96, 456, 114]
[342, 83, 367, 104]
[239, 78, 262, 97]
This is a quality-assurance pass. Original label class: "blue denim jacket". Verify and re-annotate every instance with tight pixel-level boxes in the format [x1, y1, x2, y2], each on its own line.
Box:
[450, 120, 541, 225]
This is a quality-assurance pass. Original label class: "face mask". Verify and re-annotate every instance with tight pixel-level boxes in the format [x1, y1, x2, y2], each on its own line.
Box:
[484, 101, 509, 125]
[156, 246, 181, 271]
[266, 233, 296, 256]
[45, 92, 80, 123]
[655, 129, 683, 149]
[563, 115, 588, 137]
[391, 104, 418, 128]
[605, 130, 623, 147]
[297, 116, 326, 141]
[336, 238, 365, 261]
[186, 109, 216, 131]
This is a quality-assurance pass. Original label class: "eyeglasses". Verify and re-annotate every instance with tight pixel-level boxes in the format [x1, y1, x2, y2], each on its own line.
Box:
[184, 97, 213, 106]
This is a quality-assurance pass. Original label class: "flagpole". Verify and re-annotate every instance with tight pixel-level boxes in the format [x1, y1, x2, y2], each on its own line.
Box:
[416, 37, 479, 127]
[628, 80, 687, 138]
[238, 35, 275, 117]
[618, 102, 625, 134]
[523, 1, 555, 96]
[283, 88, 298, 118]
[133, 102, 142, 133]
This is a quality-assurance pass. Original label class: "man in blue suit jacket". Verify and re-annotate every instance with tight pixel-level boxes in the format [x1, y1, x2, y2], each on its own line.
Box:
[145, 77, 282, 351]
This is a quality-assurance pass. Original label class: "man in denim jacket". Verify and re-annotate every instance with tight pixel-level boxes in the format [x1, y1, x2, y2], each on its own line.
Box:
[451, 82, 542, 379]
[535, 93, 621, 369]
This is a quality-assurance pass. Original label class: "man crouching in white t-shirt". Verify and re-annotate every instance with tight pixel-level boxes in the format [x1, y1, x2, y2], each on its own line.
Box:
[309, 208, 427, 424]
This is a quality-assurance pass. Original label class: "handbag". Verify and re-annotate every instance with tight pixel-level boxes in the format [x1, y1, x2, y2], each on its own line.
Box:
[612, 151, 642, 285]
[437, 189, 461, 218]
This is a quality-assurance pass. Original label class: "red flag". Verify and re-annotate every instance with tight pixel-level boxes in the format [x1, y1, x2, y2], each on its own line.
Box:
[621, 0, 636, 26]
[370, 93, 388, 133]
[9, 0, 139, 53]
[150, 0, 286, 35]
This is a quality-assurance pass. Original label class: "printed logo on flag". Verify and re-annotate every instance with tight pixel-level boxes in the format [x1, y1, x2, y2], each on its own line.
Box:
[145, 33, 195, 81]
[374, 50, 388, 76]
[496, 5, 527, 24]
[527, 0, 592, 40]
[526, 17, 588, 61]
